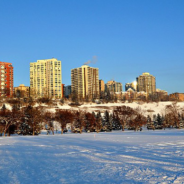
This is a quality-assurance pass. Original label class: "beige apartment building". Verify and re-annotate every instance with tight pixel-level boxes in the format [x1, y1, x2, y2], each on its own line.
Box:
[99, 79, 105, 93]
[106, 80, 122, 93]
[30, 58, 62, 98]
[71, 65, 99, 99]
[137, 72, 156, 95]
[14, 84, 30, 98]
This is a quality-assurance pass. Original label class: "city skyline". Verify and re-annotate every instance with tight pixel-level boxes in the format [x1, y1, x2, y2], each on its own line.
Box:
[0, 0, 184, 94]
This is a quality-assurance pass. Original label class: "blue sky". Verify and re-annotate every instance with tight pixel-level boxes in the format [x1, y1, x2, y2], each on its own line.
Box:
[0, 0, 184, 94]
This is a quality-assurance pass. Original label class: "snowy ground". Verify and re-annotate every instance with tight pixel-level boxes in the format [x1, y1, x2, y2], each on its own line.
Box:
[55, 101, 184, 118]
[0, 129, 184, 184]
[2, 101, 184, 119]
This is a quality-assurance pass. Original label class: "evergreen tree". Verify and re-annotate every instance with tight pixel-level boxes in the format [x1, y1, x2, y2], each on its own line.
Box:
[84, 113, 91, 132]
[103, 111, 112, 131]
[96, 111, 102, 132]
[109, 114, 113, 130]
[96, 111, 101, 119]
[1, 104, 6, 111]
[157, 113, 162, 125]
[112, 112, 121, 130]
[92, 111, 96, 118]
[178, 113, 181, 121]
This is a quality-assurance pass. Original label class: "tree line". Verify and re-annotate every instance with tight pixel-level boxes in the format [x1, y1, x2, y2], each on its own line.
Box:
[0, 101, 183, 137]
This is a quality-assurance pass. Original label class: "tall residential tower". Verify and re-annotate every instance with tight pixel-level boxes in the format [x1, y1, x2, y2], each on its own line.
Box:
[0, 62, 13, 97]
[137, 72, 156, 95]
[71, 65, 99, 99]
[99, 79, 105, 93]
[30, 58, 62, 98]
[105, 80, 122, 93]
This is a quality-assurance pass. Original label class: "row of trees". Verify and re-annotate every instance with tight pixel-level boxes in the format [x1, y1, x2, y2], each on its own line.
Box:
[1, 89, 181, 109]
[69, 90, 171, 103]
[0, 104, 147, 136]
[146, 102, 184, 129]
[0, 102, 183, 137]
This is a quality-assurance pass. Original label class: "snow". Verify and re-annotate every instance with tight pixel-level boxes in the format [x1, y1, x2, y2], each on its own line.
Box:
[1, 103, 12, 111]
[44, 101, 184, 120]
[2, 101, 184, 119]
[78, 101, 184, 115]
[0, 129, 184, 183]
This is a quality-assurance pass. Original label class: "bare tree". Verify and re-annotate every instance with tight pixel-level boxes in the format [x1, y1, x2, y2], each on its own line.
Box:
[55, 110, 74, 134]
[128, 114, 147, 131]
[130, 106, 147, 131]
[0, 108, 22, 136]
[73, 111, 85, 133]
[84, 112, 96, 132]
[113, 106, 135, 131]
[71, 90, 78, 104]
[165, 102, 181, 128]
[44, 111, 55, 135]
[37, 97, 52, 105]
[24, 106, 43, 135]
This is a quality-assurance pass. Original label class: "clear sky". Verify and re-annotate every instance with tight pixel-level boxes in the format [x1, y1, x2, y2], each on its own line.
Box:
[0, 0, 184, 94]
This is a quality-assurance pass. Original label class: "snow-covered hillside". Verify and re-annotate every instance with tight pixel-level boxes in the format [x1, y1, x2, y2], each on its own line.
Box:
[0, 130, 184, 183]
[2, 101, 184, 118]
[47, 101, 184, 118]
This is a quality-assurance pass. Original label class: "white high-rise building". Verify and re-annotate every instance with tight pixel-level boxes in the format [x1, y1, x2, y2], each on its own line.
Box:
[30, 58, 62, 98]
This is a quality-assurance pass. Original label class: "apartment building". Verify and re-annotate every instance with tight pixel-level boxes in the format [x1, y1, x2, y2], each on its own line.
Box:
[99, 79, 105, 93]
[137, 72, 156, 95]
[30, 58, 62, 98]
[0, 61, 13, 97]
[64, 85, 71, 98]
[71, 65, 99, 99]
[106, 80, 122, 93]
[169, 93, 184, 101]
[14, 84, 30, 98]
[125, 81, 137, 91]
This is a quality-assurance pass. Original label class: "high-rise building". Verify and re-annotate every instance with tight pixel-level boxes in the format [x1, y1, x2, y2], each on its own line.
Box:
[137, 72, 156, 94]
[106, 80, 122, 93]
[64, 85, 72, 98]
[99, 79, 105, 93]
[30, 58, 62, 98]
[0, 61, 13, 97]
[71, 65, 99, 99]
[125, 81, 137, 91]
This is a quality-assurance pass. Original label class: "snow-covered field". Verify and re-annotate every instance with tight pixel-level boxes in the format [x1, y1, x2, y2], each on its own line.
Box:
[0, 129, 184, 184]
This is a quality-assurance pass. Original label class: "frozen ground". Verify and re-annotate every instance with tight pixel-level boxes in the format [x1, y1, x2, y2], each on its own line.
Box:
[0, 129, 184, 184]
